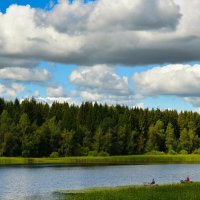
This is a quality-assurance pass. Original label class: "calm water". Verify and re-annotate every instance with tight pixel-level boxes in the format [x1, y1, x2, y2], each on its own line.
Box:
[1, 164, 200, 200]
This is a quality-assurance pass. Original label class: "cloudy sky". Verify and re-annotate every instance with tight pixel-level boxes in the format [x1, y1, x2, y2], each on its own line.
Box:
[0, 0, 200, 111]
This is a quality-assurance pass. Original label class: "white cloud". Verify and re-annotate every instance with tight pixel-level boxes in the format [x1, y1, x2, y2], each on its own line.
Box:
[36, 97, 78, 105]
[183, 97, 200, 108]
[46, 85, 66, 97]
[0, 4, 84, 67]
[70, 64, 129, 95]
[0, 83, 25, 99]
[88, 0, 181, 32]
[133, 64, 200, 97]
[0, 1, 198, 67]
[135, 102, 145, 109]
[132, 64, 200, 108]
[0, 67, 51, 82]
[69, 65, 136, 106]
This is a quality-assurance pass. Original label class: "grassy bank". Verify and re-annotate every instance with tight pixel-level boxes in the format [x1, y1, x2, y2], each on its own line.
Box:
[1, 155, 200, 166]
[64, 183, 200, 200]
[0, 155, 200, 165]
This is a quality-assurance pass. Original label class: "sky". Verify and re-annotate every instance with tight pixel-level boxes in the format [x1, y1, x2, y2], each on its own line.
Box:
[0, 0, 200, 112]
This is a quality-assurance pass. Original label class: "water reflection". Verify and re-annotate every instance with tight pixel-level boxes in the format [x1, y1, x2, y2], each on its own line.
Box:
[0, 164, 200, 200]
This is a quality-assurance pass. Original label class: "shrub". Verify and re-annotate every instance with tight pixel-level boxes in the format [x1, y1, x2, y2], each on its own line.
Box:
[168, 150, 177, 155]
[88, 151, 98, 157]
[22, 150, 30, 158]
[193, 148, 200, 154]
[50, 152, 59, 158]
[179, 150, 188, 155]
[98, 151, 109, 157]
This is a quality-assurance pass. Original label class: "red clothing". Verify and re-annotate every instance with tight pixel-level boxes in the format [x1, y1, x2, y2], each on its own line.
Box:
[186, 176, 190, 182]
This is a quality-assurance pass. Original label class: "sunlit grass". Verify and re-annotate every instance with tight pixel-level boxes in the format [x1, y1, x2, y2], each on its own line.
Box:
[65, 183, 200, 200]
[0, 155, 200, 165]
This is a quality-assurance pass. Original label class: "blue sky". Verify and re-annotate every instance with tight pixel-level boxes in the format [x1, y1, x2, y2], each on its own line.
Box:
[0, 0, 200, 112]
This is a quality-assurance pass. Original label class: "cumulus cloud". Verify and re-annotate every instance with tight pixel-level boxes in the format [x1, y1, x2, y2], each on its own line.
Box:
[133, 64, 200, 97]
[44, 0, 181, 33]
[70, 64, 129, 95]
[46, 85, 66, 97]
[69, 65, 135, 105]
[0, 4, 84, 67]
[0, 0, 199, 67]
[88, 0, 181, 32]
[0, 83, 25, 99]
[0, 67, 51, 82]
[132, 64, 200, 108]
[36, 97, 78, 105]
[2, 0, 200, 108]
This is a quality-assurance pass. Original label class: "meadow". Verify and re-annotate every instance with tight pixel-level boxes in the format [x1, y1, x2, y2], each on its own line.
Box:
[65, 183, 200, 200]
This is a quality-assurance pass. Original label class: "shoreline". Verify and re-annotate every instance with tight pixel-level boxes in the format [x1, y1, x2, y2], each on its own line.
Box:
[1, 155, 200, 166]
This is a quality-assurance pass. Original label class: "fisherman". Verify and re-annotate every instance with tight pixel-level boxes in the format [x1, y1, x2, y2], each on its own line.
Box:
[180, 176, 190, 183]
[185, 176, 190, 183]
[151, 178, 155, 185]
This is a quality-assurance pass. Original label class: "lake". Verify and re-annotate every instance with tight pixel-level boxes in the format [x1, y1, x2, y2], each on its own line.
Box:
[1, 164, 200, 200]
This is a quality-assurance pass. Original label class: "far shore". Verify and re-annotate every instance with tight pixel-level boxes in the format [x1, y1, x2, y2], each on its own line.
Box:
[1, 154, 200, 166]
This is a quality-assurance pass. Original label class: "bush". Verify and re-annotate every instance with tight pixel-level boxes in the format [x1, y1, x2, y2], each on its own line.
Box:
[168, 150, 177, 155]
[193, 148, 200, 154]
[88, 151, 98, 157]
[50, 152, 59, 158]
[98, 151, 109, 157]
[145, 151, 165, 155]
[179, 150, 188, 155]
[22, 150, 30, 158]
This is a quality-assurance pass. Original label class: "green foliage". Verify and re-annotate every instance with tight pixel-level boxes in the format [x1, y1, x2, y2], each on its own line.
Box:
[0, 98, 199, 157]
[88, 151, 99, 157]
[179, 150, 188, 155]
[98, 151, 109, 157]
[168, 150, 177, 155]
[50, 152, 59, 158]
[165, 123, 176, 152]
[145, 120, 165, 152]
[193, 148, 200, 154]
[59, 130, 75, 156]
[22, 150, 30, 158]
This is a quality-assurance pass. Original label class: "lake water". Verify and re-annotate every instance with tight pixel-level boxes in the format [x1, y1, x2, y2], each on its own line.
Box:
[1, 164, 200, 200]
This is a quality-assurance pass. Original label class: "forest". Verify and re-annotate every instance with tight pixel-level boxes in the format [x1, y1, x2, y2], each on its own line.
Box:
[0, 98, 200, 157]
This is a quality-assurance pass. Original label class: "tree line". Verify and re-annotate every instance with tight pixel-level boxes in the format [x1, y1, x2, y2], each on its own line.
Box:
[0, 98, 200, 157]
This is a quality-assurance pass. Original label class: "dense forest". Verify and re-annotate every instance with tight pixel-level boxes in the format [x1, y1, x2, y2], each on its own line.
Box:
[0, 98, 200, 157]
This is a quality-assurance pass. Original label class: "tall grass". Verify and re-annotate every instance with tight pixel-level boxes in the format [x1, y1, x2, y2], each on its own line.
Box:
[65, 183, 200, 200]
[1, 155, 200, 165]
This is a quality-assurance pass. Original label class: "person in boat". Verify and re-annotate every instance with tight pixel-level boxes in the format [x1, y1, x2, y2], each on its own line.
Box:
[151, 178, 155, 185]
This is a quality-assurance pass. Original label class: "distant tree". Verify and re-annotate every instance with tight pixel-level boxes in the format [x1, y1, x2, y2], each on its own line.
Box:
[179, 128, 190, 152]
[146, 120, 165, 152]
[93, 127, 103, 153]
[165, 123, 176, 152]
[59, 129, 74, 156]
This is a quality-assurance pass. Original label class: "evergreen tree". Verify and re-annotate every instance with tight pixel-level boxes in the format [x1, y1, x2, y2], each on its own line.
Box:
[165, 123, 176, 152]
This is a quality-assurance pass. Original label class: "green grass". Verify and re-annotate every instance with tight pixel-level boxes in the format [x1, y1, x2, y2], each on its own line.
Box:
[64, 183, 200, 200]
[1, 155, 200, 166]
